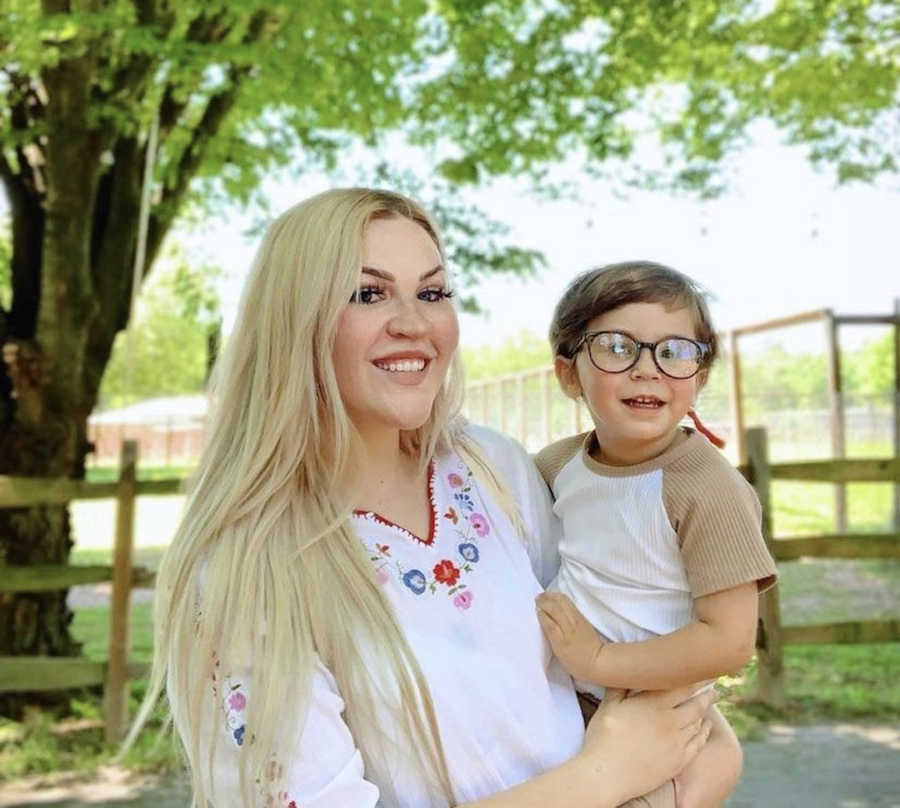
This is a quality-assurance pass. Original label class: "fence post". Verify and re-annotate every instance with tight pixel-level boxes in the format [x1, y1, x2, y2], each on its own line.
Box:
[825, 310, 847, 531]
[104, 440, 138, 743]
[541, 368, 552, 445]
[728, 330, 746, 465]
[893, 297, 899, 530]
[746, 427, 785, 708]
[516, 374, 526, 446]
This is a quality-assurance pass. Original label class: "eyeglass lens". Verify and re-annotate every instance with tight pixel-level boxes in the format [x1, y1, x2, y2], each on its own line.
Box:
[588, 332, 703, 379]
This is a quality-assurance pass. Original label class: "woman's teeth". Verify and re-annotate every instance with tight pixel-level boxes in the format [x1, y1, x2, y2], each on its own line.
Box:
[375, 359, 426, 372]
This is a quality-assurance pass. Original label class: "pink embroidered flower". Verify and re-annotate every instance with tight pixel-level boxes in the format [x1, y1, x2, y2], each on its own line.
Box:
[469, 513, 490, 537]
[375, 568, 390, 586]
[433, 559, 461, 586]
[453, 591, 473, 610]
[228, 690, 246, 711]
[447, 473, 464, 488]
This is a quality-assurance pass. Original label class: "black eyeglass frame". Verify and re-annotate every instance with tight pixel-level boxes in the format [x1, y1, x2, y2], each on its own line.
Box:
[572, 330, 711, 380]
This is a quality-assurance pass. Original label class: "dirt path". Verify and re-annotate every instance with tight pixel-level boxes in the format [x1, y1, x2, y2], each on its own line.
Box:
[1, 722, 898, 807]
[726, 722, 900, 808]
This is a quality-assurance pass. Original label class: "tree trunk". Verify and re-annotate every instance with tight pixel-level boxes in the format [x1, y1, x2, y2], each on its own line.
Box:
[0, 407, 88, 717]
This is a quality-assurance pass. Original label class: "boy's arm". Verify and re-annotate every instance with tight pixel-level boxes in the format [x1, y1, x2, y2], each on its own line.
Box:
[536, 583, 758, 690]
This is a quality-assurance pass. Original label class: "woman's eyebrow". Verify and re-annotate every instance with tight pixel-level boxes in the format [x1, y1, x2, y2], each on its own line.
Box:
[361, 265, 445, 282]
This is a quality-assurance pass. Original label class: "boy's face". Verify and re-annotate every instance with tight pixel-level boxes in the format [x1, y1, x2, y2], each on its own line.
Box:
[555, 301, 707, 466]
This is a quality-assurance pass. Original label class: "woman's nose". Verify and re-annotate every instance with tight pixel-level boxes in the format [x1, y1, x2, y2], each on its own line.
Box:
[386, 300, 429, 338]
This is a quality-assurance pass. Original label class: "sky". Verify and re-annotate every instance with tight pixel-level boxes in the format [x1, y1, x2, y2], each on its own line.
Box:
[183, 125, 899, 356]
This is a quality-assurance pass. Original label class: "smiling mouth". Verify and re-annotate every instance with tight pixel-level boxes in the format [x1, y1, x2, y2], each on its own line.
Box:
[622, 396, 665, 409]
[373, 358, 428, 373]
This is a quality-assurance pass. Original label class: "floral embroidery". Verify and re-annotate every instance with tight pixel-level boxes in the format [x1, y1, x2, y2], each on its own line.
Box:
[222, 676, 248, 747]
[469, 513, 490, 537]
[358, 459, 491, 609]
[433, 559, 460, 586]
[453, 491, 475, 513]
[403, 569, 427, 594]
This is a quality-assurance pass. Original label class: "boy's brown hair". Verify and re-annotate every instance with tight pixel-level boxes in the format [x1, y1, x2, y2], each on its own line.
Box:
[549, 260, 719, 366]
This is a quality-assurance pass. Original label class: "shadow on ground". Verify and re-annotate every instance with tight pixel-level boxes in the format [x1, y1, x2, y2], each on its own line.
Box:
[726, 723, 900, 808]
[1, 723, 898, 807]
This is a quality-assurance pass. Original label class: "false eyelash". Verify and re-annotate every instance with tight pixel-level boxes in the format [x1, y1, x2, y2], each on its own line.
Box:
[348, 284, 385, 303]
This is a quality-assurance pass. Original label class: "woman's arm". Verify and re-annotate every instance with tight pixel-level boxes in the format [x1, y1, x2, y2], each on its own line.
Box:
[537, 584, 758, 690]
[202, 657, 714, 808]
[459, 686, 716, 808]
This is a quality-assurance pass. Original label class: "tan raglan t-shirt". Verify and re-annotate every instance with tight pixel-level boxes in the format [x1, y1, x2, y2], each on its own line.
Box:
[535, 428, 777, 698]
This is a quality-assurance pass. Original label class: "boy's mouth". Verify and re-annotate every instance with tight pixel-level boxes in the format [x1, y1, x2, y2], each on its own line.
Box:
[622, 395, 665, 409]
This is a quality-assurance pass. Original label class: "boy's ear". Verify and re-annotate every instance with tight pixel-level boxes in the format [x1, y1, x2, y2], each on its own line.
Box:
[554, 355, 582, 400]
[695, 368, 709, 395]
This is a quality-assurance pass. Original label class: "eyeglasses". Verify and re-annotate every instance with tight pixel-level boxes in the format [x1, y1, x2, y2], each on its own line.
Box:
[574, 331, 709, 380]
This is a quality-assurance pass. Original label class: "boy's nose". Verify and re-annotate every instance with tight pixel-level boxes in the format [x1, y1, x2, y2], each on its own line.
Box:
[629, 346, 660, 378]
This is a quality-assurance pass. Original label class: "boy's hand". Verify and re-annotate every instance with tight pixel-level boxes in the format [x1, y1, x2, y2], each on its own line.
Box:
[536, 592, 607, 684]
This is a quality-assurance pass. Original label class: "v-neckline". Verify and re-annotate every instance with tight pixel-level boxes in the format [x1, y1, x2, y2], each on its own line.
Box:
[352, 461, 438, 546]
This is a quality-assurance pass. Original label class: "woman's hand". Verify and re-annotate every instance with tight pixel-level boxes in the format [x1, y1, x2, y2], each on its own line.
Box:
[536, 592, 608, 683]
[579, 686, 715, 805]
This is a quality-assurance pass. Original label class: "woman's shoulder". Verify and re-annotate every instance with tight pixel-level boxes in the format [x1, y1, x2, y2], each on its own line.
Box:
[456, 421, 532, 473]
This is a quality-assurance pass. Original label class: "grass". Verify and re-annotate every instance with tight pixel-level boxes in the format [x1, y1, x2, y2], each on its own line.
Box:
[84, 465, 194, 484]
[70, 545, 168, 572]
[0, 603, 175, 783]
[772, 480, 894, 536]
[719, 643, 900, 741]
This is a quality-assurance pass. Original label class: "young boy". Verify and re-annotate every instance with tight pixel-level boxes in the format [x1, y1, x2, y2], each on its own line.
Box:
[534, 261, 777, 808]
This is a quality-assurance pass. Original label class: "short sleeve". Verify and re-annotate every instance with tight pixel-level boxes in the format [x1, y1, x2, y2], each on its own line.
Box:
[199, 655, 381, 808]
[663, 446, 777, 598]
[463, 423, 563, 587]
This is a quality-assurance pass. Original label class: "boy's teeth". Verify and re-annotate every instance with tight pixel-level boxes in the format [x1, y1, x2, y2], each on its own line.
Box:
[627, 396, 662, 406]
[375, 359, 426, 372]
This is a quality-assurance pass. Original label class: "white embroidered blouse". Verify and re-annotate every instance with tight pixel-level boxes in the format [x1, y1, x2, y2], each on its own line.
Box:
[201, 425, 584, 807]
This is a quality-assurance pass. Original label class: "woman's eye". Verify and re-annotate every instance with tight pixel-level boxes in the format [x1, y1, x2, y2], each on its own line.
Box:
[349, 286, 384, 304]
[418, 287, 454, 303]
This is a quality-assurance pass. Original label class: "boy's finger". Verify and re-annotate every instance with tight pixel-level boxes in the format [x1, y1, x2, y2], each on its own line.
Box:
[536, 606, 563, 637]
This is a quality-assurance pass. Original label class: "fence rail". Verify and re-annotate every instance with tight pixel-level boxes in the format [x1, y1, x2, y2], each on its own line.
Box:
[1, 429, 897, 733]
[0, 440, 169, 742]
[746, 426, 900, 707]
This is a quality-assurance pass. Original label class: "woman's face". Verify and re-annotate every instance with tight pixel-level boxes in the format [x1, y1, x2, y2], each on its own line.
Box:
[332, 215, 459, 440]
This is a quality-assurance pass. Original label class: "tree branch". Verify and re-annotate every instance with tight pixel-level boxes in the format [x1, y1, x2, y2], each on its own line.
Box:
[146, 10, 281, 267]
[0, 152, 44, 340]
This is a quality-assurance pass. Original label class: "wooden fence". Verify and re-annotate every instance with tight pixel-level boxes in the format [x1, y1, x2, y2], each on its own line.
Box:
[0, 429, 897, 736]
[745, 426, 900, 706]
[0, 440, 180, 742]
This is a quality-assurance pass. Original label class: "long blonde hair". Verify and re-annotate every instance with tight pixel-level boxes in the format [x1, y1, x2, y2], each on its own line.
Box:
[128, 188, 513, 806]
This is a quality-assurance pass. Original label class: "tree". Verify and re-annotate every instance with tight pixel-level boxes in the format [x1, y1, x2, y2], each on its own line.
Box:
[0, 0, 897, 705]
[98, 252, 220, 409]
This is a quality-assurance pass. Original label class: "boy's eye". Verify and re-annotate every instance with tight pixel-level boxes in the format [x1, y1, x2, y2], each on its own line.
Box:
[601, 336, 633, 357]
[658, 345, 676, 359]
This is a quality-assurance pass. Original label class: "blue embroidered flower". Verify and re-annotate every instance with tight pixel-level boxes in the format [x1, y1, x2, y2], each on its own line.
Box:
[453, 492, 475, 513]
[233, 725, 245, 746]
[458, 542, 479, 563]
[402, 569, 427, 594]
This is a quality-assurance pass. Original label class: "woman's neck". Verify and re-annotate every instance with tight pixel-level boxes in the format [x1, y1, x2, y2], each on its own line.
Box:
[351, 427, 422, 512]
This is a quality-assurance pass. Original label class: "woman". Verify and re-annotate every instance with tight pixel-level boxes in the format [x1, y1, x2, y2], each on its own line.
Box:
[131, 188, 714, 807]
